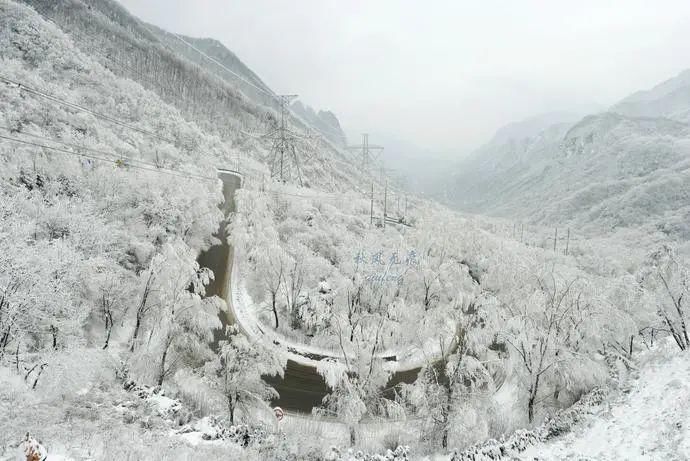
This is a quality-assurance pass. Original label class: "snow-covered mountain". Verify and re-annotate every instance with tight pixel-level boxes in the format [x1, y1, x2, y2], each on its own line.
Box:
[448, 72, 690, 242]
[4, 1, 690, 459]
[612, 69, 690, 121]
[147, 25, 349, 147]
[487, 111, 587, 146]
[145, 24, 275, 107]
[21, 0, 356, 190]
[522, 340, 690, 460]
[290, 100, 347, 147]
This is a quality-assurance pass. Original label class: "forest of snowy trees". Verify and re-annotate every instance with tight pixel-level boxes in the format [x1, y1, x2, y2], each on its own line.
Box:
[2, 1, 690, 460]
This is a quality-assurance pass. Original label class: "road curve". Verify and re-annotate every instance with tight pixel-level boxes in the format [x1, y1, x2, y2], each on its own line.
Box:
[198, 170, 422, 413]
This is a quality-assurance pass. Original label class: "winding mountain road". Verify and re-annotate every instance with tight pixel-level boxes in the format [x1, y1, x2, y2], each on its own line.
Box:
[198, 170, 422, 413]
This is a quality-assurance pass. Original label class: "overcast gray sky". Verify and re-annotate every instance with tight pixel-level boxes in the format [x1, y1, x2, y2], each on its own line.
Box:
[119, 0, 690, 152]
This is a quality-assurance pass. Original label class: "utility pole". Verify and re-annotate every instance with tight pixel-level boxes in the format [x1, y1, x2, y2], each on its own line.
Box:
[553, 227, 558, 252]
[370, 182, 374, 227]
[565, 228, 570, 256]
[362, 133, 369, 170]
[346, 133, 384, 174]
[383, 181, 388, 229]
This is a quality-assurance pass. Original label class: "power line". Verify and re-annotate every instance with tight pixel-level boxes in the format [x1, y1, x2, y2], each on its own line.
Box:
[166, 33, 347, 140]
[0, 125, 193, 175]
[61, 29, 348, 187]
[0, 74, 399, 214]
[246, 93, 333, 187]
[0, 127, 364, 199]
[169, 33, 276, 100]
[0, 75, 179, 146]
[266, 189, 358, 201]
[0, 133, 217, 182]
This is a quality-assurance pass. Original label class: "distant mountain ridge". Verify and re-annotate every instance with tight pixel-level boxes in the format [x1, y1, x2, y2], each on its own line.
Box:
[147, 25, 274, 105]
[487, 111, 586, 146]
[146, 24, 347, 147]
[447, 69, 690, 242]
[612, 69, 690, 121]
[290, 101, 347, 147]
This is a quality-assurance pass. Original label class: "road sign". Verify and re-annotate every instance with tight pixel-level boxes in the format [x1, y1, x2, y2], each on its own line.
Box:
[273, 406, 284, 421]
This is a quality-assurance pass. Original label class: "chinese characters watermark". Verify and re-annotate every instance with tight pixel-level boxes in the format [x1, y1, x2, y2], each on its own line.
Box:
[354, 248, 419, 284]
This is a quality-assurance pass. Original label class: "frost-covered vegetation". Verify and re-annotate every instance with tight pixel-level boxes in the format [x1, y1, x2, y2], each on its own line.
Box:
[0, 0, 231, 384]
[229, 176, 671, 450]
[448, 72, 690, 250]
[23, 0, 360, 192]
[2, 0, 690, 460]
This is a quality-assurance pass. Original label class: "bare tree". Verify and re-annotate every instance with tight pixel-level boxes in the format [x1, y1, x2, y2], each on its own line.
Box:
[639, 245, 690, 351]
[101, 290, 115, 350]
[0, 278, 26, 360]
[156, 330, 175, 386]
[282, 254, 306, 330]
[263, 255, 284, 329]
[206, 326, 284, 425]
[130, 268, 157, 352]
[503, 275, 592, 423]
[318, 297, 394, 447]
[401, 296, 493, 449]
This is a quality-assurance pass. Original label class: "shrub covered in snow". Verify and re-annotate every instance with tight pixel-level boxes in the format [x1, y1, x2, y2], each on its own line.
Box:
[451, 387, 606, 460]
[178, 415, 269, 446]
[324, 445, 410, 461]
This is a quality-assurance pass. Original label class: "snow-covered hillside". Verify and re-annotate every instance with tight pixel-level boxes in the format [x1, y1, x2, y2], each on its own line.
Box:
[3, 1, 690, 460]
[612, 69, 690, 121]
[448, 70, 690, 247]
[21, 0, 358, 191]
[290, 100, 347, 147]
[523, 341, 690, 460]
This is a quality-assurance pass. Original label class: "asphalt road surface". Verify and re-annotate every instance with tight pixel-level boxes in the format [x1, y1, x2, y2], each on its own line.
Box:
[198, 171, 421, 414]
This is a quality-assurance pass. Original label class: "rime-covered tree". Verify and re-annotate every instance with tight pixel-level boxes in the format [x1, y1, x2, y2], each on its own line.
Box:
[502, 273, 606, 423]
[638, 245, 690, 351]
[316, 297, 398, 446]
[401, 293, 495, 449]
[204, 325, 285, 424]
[128, 242, 222, 386]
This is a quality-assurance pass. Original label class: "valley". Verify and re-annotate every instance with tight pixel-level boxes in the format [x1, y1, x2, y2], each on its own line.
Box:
[1, 1, 689, 460]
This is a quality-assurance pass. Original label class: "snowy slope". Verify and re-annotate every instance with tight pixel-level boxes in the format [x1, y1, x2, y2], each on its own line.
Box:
[290, 100, 347, 147]
[21, 0, 361, 192]
[146, 24, 349, 147]
[4, 2, 682, 459]
[447, 71, 690, 244]
[612, 69, 690, 122]
[488, 111, 587, 147]
[523, 342, 690, 460]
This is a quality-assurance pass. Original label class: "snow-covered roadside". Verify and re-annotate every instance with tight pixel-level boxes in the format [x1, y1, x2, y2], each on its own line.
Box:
[229, 244, 449, 374]
[230, 246, 359, 367]
[521, 341, 690, 460]
[223, 171, 437, 373]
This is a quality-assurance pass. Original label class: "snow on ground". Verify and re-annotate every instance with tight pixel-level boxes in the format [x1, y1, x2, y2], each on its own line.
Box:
[523, 341, 690, 460]
[231, 244, 436, 371]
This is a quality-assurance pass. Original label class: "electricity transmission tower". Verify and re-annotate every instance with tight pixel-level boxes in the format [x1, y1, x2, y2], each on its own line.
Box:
[347, 133, 384, 172]
[262, 94, 308, 185]
[241, 94, 333, 187]
[378, 164, 396, 184]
